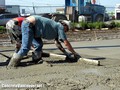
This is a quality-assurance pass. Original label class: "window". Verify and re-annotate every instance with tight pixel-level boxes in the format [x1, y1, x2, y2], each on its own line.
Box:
[4, 14, 18, 18]
[72, 0, 76, 3]
[0, 14, 19, 26]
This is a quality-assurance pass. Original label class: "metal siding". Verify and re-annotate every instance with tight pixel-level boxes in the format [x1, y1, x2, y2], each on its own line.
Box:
[117, 13, 120, 20]
[0, 0, 5, 7]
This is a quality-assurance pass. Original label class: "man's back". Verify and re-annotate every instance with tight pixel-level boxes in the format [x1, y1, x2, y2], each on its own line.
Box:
[32, 15, 64, 40]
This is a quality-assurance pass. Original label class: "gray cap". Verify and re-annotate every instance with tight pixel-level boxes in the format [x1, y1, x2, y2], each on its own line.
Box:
[59, 20, 71, 30]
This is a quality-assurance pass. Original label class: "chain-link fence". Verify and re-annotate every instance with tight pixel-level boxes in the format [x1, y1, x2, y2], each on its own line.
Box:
[19, 6, 65, 14]
[0, 5, 116, 14]
[19, 6, 115, 14]
[0, 5, 65, 15]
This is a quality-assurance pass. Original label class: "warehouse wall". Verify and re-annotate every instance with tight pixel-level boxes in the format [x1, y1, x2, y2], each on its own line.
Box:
[0, 0, 5, 7]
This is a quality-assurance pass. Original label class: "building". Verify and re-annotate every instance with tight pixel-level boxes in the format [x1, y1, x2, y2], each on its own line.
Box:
[0, 0, 29, 14]
[115, 4, 120, 20]
[0, 0, 64, 15]
[0, 0, 5, 13]
[0, 0, 5, 7]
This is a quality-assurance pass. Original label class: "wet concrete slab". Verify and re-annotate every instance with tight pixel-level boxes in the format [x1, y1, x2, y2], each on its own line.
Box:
[0, 39, 120, 90]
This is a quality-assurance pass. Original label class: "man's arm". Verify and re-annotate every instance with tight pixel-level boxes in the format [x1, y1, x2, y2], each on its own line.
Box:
[63, 39, 81, 59]
[54, 39, 69, 55]
[63, 39, 76, 54]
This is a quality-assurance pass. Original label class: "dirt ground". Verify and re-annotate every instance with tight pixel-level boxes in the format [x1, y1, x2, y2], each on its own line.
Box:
[0, 30, 120, 90]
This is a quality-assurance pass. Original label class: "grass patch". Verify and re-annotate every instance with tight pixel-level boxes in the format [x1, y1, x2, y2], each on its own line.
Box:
[0, 26, 6, 33]
[72, 21, 120, 30]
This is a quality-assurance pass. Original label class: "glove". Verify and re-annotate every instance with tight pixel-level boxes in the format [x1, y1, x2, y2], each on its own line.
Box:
[64, 52, 72, 58]
[74, 53, 81, 60]
[65, 53, 81, 62]
[15, 42, 21, 53]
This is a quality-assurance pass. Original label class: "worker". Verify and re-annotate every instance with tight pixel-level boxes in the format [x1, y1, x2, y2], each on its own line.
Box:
[6, 17, 25, 52]
[7, 15, 81, 68]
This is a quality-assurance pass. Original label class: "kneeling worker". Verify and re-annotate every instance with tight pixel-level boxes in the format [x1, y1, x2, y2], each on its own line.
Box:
[7, 15, 81, 68]
[6, 17, 25, 52]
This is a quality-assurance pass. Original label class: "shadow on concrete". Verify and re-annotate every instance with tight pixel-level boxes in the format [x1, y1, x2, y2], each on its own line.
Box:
[43, 45, 120, 51]
[17, 58, 77, 67]
[0, 49, 14, 52]
[0, 59, 10, 66]
[88, 57, 106, 60]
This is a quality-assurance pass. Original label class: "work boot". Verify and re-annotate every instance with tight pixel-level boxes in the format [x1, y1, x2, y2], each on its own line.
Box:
[7, 53, 22, 69]
[31, 51, 43, 64]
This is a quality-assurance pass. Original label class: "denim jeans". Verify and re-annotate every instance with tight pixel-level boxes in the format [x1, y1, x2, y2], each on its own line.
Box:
[18, 20, 43, 57]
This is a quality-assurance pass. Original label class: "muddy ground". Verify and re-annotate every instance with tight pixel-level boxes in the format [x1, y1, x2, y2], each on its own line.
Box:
[0, 30, 120, 90]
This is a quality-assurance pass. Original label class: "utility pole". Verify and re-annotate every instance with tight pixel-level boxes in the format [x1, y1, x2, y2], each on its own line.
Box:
[32, 2, 36, 14]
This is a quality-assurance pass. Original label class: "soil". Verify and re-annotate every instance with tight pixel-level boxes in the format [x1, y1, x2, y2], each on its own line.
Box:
[0, 29, 120, 44]
[0, 29, 120, 90]
[67, 29, 120, 41]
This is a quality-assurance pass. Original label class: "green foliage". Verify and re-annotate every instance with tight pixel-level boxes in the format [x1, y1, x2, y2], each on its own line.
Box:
[71, 22, 78, 29]
[71, 22, 77, 28]
[93, 22, 106, 29]
[79, 21, 88, 30]
[87, 22, 94, 29]
[109, 21, 116, 29]
[0, 26, 6, 33]
[71, 21, 120, 30]
[115, 22, 120, 28]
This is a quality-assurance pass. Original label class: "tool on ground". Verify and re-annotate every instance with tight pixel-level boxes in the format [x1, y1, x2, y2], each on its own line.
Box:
[42, 52, 100, 66]
[0, 52, 11, 59]
[0, 52, 32, 60]
[0, 51, 100, 66]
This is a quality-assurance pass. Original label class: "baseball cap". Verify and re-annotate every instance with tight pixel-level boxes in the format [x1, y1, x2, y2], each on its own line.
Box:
[59, 20, 71, 30]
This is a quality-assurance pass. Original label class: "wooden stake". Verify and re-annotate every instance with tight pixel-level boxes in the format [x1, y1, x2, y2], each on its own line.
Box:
[28, 51, 100, 66]
[43, 52, 100, 66]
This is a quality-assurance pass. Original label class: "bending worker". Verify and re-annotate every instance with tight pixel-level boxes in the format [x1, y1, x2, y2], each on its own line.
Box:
[7, 15, 81, 68]
[6, 17, 25, 52]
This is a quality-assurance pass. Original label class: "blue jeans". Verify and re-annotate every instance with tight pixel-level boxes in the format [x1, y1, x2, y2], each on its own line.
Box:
[18, 20, 43, 57]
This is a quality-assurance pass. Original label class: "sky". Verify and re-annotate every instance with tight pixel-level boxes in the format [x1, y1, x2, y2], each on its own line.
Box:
[3, 0, 120, 13]
[98, 0, 120, 7]
[5, 0, 64, 6]
[5, 0, 120, 7]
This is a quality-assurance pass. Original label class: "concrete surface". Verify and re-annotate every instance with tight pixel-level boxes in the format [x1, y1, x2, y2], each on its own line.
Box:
[0, 39, 120, 90]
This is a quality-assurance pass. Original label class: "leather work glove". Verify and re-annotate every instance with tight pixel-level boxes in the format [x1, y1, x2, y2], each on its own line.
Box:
[65, 52, 81, 62]
[64, 51, 72, 58]
[74, 53, 81, 60]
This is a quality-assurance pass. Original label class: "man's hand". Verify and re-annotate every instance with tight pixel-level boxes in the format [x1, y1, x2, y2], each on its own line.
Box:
[64, 51, 71, 57]
[10, 40, 15, 44]
[73, 53, 81, 60]
[65, 52, 81, 62]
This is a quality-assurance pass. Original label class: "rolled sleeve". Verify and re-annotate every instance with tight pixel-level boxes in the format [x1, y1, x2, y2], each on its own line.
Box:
[58, 24, 67, 41]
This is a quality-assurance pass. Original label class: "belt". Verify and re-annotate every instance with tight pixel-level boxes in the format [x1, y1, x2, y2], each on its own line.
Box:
[24, 19, 35, 26]
[24, 19, 30, 23]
